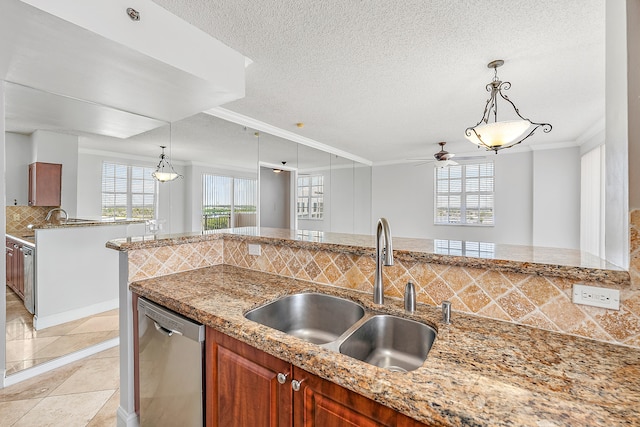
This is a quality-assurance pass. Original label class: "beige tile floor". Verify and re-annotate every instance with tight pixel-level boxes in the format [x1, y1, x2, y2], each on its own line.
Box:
[0, 346, 120, 426]
[5, 286, 119, 375]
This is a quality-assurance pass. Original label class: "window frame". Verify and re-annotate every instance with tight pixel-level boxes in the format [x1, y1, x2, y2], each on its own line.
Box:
[201, 173, 257, 231]
[434, 161, 495, 226]
[297, 174, 324, 220]
[101, 161, 157, 220]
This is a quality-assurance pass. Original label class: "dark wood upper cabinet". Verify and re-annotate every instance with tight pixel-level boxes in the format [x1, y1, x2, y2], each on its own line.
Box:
[28, 162, 62, 206]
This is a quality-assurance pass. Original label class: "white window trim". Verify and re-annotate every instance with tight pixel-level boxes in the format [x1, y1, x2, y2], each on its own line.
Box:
[102, 162, 157, 220]
[297, 174, 324, 220]
[434, 162, 495, 227]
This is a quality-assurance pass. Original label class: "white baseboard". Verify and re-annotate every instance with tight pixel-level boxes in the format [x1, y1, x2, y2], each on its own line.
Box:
[2, 337, 119, 387]
[34, 298, 119, 330]
[117, 406, 139, 427]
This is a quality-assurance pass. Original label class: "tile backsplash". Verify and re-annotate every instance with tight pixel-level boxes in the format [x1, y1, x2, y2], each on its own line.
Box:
[5, 206, 54, 235]
[125, 210, 640, 349]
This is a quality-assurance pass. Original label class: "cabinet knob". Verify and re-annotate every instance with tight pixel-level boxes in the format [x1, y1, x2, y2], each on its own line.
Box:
[276, 373, 288, 384]
[291, 379, 304, 392]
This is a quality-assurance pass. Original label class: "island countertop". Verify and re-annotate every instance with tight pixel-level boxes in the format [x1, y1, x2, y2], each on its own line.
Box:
[109, 227, 630, 286]
[129, 264, 640, 426]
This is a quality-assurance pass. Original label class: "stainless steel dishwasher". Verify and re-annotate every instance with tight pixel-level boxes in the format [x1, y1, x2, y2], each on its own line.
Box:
[137, 297, 205, 426]
[20, 244, 35, 314]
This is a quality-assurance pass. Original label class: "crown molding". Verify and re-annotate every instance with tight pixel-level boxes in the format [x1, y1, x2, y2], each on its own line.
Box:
[204, 107, 373, 166]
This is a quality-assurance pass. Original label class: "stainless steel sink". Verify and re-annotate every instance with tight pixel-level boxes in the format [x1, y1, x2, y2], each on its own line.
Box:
[338, 315, 437, 372]
[245, 293, 365, 344]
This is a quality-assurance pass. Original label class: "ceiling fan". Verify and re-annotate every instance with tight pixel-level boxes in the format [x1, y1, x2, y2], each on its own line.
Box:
[409, 142, 483, 167]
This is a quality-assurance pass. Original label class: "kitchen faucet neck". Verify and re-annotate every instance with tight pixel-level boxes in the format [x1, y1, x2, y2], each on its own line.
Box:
[45, 207, 68, 222]
[374, 217, 394, 305]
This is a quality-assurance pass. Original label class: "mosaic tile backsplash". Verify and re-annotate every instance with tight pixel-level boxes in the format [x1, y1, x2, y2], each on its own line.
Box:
[126, 210, 640, 349]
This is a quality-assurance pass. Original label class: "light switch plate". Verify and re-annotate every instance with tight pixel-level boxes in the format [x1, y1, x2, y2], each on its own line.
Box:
[248, 244, 261, 256]
[572, 284, 620, 310]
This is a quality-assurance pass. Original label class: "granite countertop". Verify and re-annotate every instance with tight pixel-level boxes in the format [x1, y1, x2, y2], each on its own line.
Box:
[38, 218, 146, 229]
[129, 264, 640, 426]
[5, 233, 35, 247]
[109, 227, 630, 286]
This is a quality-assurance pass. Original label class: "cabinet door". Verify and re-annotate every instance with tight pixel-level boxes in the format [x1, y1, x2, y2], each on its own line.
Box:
[29, 162, 62, 207]
[292, 366, 428, 427]
[6, 238, 15, 288]
[206, 328, 292, 427]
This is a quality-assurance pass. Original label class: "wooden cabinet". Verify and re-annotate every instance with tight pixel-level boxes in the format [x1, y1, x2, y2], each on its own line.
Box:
[28, 162, 62, 206]
[5, 236, 24, 299]
[206, 328, 428, 427]
[206, 328, 292, 427]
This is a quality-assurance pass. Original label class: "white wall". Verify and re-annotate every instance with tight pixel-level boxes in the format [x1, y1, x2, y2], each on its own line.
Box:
[354, 163, 372, 235]
[31, 130, 78, 216]
[532, 147, 580, 249]
[628, 0, 640, 210]
[5, 132, 30, 206]
[605, 0, 630, 268]
[372, 151, 538, 246]
[331, 165, 355, 234]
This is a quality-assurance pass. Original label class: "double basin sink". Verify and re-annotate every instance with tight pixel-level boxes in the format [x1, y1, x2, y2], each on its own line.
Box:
[245, 293, 437, 372]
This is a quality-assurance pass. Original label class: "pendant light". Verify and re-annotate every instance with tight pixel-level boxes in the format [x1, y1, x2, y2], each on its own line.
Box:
[152, 125, 182, 182]
[465, 60, 552, 153]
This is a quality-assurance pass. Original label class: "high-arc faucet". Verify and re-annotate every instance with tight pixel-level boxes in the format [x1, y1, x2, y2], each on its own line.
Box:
[45, 207, 68, 223]
[374, 217, 394, 305]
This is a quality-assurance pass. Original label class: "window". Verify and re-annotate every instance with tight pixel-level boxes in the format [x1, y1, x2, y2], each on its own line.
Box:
[434, 239, 495, 258]
[297, 175, 324, 219]
[435, 162, 494, 225]
[202, 174, 257, 230]
[102, 162, 156, 219]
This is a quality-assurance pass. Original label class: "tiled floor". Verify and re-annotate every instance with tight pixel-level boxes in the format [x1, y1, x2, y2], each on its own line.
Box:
[0, 346, 120, 426]
[5, 286, 119, 375]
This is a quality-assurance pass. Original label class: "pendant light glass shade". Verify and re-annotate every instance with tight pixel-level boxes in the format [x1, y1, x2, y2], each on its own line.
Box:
[152, 145, 182, 182]
[465, 120, 531, 148]
[465, 60, 551, 153]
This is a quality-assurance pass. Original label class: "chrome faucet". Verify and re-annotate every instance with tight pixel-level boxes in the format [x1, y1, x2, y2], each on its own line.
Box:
[373, 217, 394, 305]
[45, 207, 68, 223]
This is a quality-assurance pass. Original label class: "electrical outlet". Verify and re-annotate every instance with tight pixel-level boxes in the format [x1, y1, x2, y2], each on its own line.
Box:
[248, 244, 261, 256]
[572, 284, 620, 310]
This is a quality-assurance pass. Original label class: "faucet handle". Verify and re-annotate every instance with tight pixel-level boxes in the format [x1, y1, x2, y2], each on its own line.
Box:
[442, 301, 452, 324]
[404, 282, 416, 313]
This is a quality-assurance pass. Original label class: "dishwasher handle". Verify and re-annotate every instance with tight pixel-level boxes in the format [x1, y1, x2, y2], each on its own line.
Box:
[153, 320, 183, 337]
[138, 297, 204, 342]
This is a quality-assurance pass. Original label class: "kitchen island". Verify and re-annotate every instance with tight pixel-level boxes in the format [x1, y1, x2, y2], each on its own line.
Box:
[109, 227, 638, 426]
[31, 218, 146, 329]
[129, 263, 640, 426]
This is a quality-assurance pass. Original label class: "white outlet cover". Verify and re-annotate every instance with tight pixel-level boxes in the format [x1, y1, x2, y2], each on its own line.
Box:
[248, 244, 261, 256]
[572, 284, 620, 310]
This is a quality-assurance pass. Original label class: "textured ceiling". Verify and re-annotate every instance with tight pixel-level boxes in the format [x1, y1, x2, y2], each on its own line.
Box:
[153, 0, 606, 163]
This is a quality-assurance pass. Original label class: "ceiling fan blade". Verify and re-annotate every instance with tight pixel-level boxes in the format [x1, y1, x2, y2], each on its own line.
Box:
[434, 159, 458, 168]
[455, 155, 487, 161]
[412, 160, 433, 167]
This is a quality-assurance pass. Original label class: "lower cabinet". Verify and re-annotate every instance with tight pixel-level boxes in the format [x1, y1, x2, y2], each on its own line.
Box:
[206, 327, 427, 427]
[5, 237, 24, 299]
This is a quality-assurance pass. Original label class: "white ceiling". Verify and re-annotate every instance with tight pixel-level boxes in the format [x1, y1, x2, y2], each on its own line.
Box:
[3, 0, 606, 165]
[152, 0, 606, 163]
